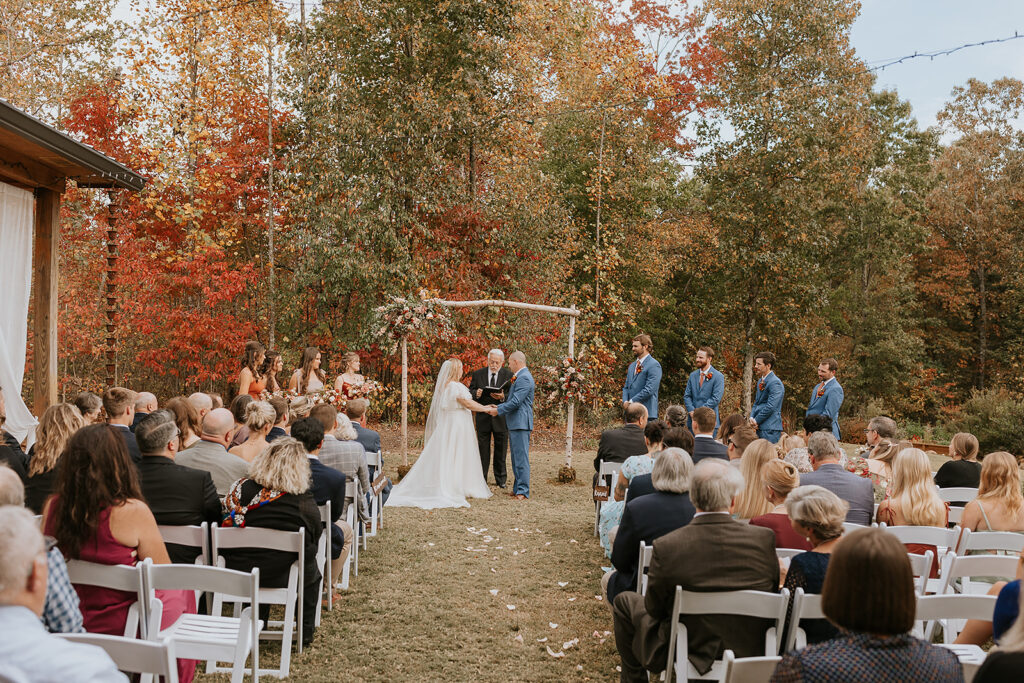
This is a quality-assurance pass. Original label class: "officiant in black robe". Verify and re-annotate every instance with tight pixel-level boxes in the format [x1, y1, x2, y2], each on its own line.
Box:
[468, 352, 513, 488]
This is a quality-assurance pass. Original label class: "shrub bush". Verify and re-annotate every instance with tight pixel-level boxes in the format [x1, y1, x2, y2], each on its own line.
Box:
[953, 389, 1024, 458]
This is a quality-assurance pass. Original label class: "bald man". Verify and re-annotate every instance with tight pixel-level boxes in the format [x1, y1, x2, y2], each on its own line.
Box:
[177, 408, 248, 496]
[187, 392, 214, 420]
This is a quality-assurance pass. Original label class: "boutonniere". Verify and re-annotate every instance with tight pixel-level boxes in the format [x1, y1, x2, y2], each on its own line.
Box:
[704, 370, 712, 380]
[635, 361, 643, 375]
[816, 382, 825, 398]
[758, 380, 765, 392]
[511, 374, 518, 385]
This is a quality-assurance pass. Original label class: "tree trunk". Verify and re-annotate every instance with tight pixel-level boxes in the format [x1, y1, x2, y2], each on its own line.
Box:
[468, 135, 476, 199]
[742, 307, 755, 415]
[977, 263, 987, 390]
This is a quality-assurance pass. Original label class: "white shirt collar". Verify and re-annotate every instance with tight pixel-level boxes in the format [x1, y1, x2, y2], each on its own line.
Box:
[762, 371, 774, 381]
[694, 511, 730, 518]
[308, 454, 321, 461]
[694, 433, 714, 439]
[636, 353, 650, 363]
[820, 377, 834, 387]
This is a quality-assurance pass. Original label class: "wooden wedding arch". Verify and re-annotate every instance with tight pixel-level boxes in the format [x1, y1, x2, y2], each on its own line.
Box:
[397, 299, 580, 472]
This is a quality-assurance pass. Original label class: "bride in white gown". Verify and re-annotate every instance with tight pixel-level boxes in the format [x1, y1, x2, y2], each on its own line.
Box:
[385, 358, 493, 509]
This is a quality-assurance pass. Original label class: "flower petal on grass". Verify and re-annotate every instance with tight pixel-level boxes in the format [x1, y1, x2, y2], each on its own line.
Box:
[489, 589, 499, 596]
[537, 637, 548, 642]
[558, 581, 569, 587]
[549, 622, 558, 629]
[595, 595, 603, 601]
[514, 634, 524, 644]
[546, 646, 565, 658]
[568, 597, 577, 602]
[563, 638, 579, 649]
[506, 605, 516, 610]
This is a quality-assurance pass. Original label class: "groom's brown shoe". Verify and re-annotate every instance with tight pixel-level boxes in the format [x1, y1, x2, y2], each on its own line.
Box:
[514, 494, 527, 501]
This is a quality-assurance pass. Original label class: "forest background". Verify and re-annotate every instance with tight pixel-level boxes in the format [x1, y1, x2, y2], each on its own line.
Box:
[4, 0, 1024, 453]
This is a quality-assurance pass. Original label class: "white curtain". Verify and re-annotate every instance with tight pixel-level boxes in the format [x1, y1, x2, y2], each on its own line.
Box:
[0, 183, 38, 447]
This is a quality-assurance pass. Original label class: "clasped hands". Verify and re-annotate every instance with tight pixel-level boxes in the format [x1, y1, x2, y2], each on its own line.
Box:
[484, 405, 499, 416]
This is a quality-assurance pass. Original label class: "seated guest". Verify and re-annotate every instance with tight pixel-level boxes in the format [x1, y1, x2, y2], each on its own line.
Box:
[73, 391, 103, 425]
[177, 408, 249, 496]
[25, 403, 83, 513]
[0, 507, 124, 680]
[221, 438, 322, 647]
[594, 403, 649, 481]
[800, 431, 874, 526]
[976, 581, 1024, 681]
[186, 392, 213, 421]
[734, 439, 779, 520]
[613, 459, 778, 680]
[103, 387, 142, 462]
[779, 485, 848, 646]
[290, 417, 353, 595]
[750, 460, 811, 550]
[229, 401, 275, 464]
[691, 407, 728, 464]
[130, 392, 158, 432]
[289, 395, 313, 425]
[802, 413, 833, 436]
[663, 404, 687, 429]
[877, 447, 947, 576]
[960, 451, 1024, 533]
[859, 414, 898, 458]
[209, 393, 224, 410]
[164, 396, 201, 449]
[604, 448, 695, 605]
[0, 388, 26, 463]
[346, 398, 381, 458]
[227, 394, 254, 449]
[134, 412, 220, 564]
[663, 425, 694, 454]
[0, 466, 84, 634]
[600, 421, 666, 556]
[42, 424, 196, 681]
[312, 405, 370, 523]
[726, 426, 757, 470]
[717, 413, 746, 446]
[770, 528, 962, 682]
[266, 397, 289, 442]
[782, 434, 811, 473]
[934, 431, 982, 489]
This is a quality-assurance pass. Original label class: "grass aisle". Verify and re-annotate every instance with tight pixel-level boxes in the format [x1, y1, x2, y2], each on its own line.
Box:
[216, 443, 621, 682]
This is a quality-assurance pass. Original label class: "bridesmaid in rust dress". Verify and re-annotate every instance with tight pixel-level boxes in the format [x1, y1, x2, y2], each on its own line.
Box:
[238, 340, 266, 399]
[43, 424, 197, 682]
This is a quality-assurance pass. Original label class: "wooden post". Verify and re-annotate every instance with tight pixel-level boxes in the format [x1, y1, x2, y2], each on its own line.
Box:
[401, 337, 408, 466]
[565, 314, 576, 467]
[33, 188, 59, 414]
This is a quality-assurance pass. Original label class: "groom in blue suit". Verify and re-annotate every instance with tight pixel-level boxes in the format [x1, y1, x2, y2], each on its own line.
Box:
[490, 351, 534, 500]
[806, 357, 844, 440]
[622, 334, 662, 420]
[683, 346, 725, 435]
[749, 351, 784, 444]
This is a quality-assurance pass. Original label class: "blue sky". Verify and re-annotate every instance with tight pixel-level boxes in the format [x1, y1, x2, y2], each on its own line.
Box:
[851, 0, 1024, 130]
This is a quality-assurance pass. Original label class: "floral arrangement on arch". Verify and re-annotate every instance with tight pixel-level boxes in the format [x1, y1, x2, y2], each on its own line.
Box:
[541, 353, 589, 404]
[372, 291, 455, 353]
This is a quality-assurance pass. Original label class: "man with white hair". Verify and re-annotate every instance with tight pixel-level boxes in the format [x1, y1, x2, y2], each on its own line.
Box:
[0, 507, 125, 681]
[187, 392, 214, 420]
[468, 349, 512, 487]
[130, 391, 158, 432]
[612, 458, 778, 682]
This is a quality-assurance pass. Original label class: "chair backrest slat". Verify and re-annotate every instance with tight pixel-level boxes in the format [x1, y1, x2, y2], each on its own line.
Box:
[937, 487, 979, 503]
[57, 633, 177, 681]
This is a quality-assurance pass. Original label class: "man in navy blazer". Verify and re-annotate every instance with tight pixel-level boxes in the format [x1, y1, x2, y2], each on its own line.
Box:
[622, 334, 662, 420]
[690, 407, 729, 464]
[806, 357, 844, 440]
[489, 351, 535, 499]
[683, 347, 725, 434]
[749, 351, 784, 444]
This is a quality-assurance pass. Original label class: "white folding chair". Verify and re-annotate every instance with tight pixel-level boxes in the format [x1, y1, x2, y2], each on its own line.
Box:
[721, 650, 781, 683]
[785, 588, 823, 652]
[915, 594, 997, 644]
[636, 542, 654, 594]
[366, 450, 385, 537]
[941, 554, 1019, 596]
[664, 587, 789, 683]
[142, 561, 262, 683]
[345, 480, 360, 577]
[841, 522, 871, 535]
[158, 523, 211, 565]
[776, 548, 803, 560]
[66, 559, 148, 638]
[315, 502, 331, 625]
[907, 550, 936, 596]
[955, 528, 1024, 556]
[212, 526, 305, 678]
[58, 633, 177, 683]
[948, 506, 965, 525]
[883, 525, 959, 593]
[594, 460, 622, 535]
[937, 644, 986, 683]
[938, 487, 979, 504]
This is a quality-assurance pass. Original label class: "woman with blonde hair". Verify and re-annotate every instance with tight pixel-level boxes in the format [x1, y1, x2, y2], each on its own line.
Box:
[934, 432, 982, 489]
[877, 447, 948, 577]
[961, 452, 1024, 533]
[25, 403, 83, 513]
[289, 346, 326, 395]
[221, 437, 322, 647]
[386, 357, 493, 509]
[866, 438, 909, 488]
[229, 401, 276, 463]
[734, 438, 779, 520]
[750, 459, 811, 550]
[334, 351, 365, 397]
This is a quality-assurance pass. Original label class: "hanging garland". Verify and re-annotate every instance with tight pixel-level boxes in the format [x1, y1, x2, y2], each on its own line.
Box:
[371, 292, 456, 353]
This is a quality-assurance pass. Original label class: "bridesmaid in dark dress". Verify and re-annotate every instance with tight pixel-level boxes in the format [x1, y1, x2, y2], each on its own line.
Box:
[780, 485, 850, 646]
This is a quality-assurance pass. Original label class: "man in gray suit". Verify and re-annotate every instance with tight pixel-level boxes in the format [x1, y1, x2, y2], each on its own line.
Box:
[177, 408, 248, 496]
[799, 431, 874, 526]
[612, 459, 779, 681]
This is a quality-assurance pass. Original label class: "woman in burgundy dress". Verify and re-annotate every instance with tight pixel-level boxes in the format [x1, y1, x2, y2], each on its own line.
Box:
[750, 459, 812, 550]
[42, 424, 197, 682]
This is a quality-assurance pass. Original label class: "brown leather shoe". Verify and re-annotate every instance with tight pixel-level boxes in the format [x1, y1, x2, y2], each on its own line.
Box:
[514, 494, 527, 501]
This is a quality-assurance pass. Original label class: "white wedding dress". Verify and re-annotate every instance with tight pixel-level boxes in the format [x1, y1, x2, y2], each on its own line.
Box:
[385, 374, 492, 509]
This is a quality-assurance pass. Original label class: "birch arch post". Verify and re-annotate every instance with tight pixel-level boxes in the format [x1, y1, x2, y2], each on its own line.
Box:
[395, 299, 580, 480]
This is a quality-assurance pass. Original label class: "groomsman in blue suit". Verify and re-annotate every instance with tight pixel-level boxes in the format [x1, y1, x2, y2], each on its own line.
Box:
[683, 346, 725, 435]
[749, 351, 784, 444]
[806, 357, 844, 440]
[622, 334, 662, 420]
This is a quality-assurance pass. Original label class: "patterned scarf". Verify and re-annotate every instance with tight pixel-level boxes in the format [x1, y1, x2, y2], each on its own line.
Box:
[222, 478, 286, 528]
